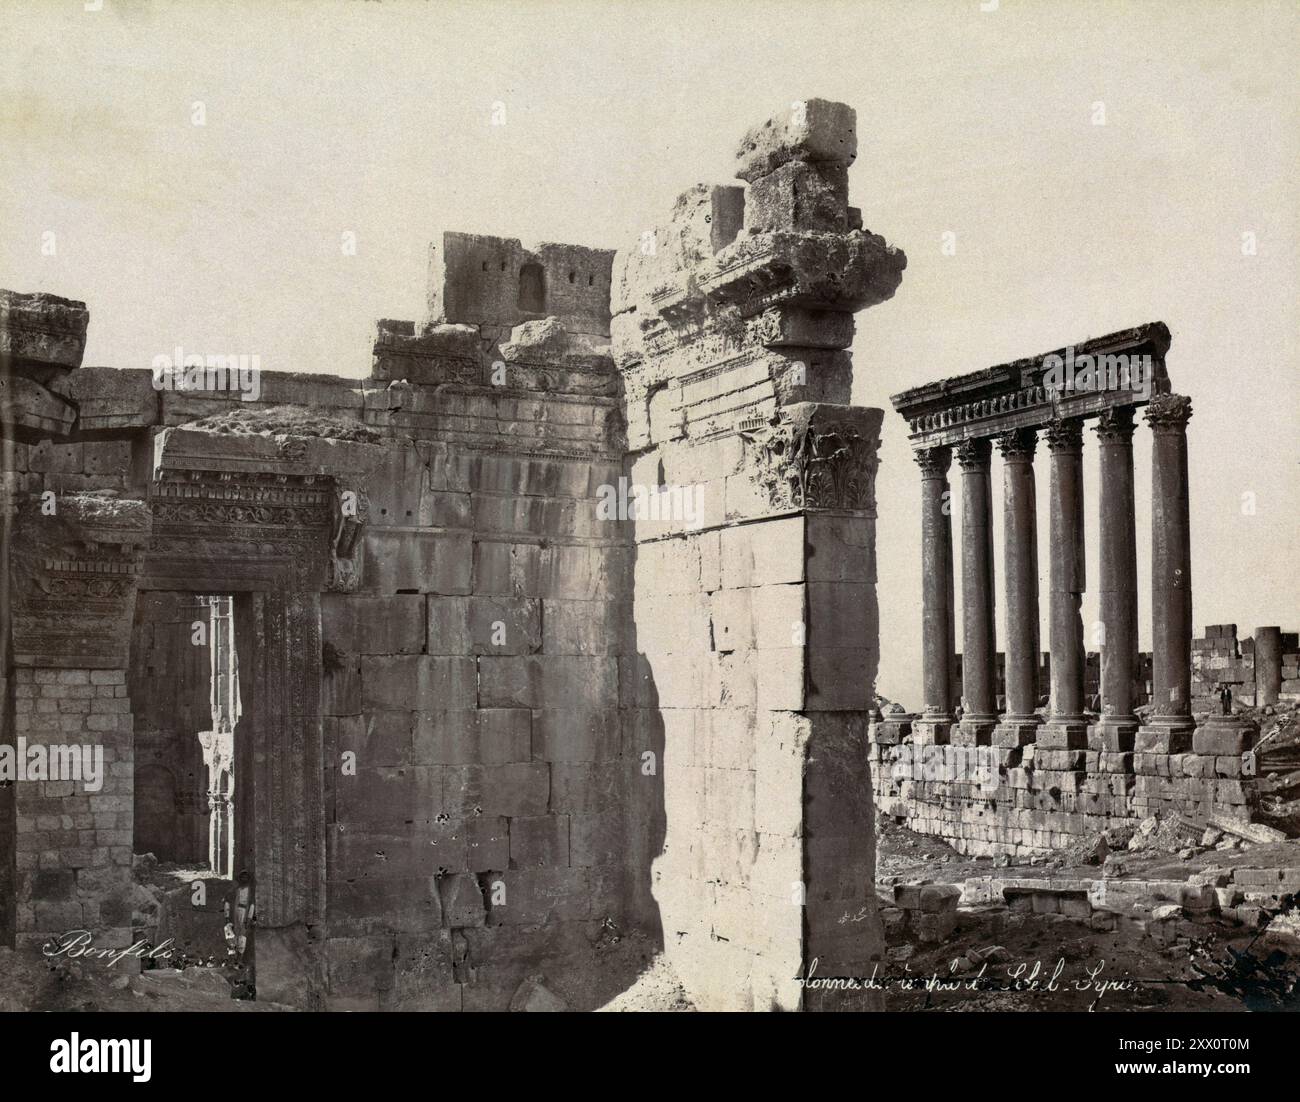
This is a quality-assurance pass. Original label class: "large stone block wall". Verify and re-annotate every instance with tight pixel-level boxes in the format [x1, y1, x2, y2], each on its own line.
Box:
[870, 622, 1295, 861]
[11, 667, 137, 950]
[610, 98, 904, 1009]
[2, 98, 901, 1011]
[1192, 623, 1300, 710]
[317, 440, 634, 1011]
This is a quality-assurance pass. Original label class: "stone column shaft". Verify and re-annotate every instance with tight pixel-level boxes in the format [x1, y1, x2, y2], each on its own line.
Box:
[1091, 406, 1139, 751]
[1254, 627, 1283, 707]
[1042, 419, 1087, 749]
[915, 446, 954, 744]
[994, 429, 1040, 746]
[956, 438, 997, 744]
[1141, 394, 1194, 742]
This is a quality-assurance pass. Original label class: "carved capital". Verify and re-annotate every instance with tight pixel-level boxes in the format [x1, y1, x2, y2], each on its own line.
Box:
[1094, 405, 1136, 444]
[1144, 392, 1192, 435]
[995, 427, 1037, 462]
[914, 445, 951, 479]
[746, 404, 880, 512]
[1043, 417, 1085, 453]
[955, 437, 992, 471]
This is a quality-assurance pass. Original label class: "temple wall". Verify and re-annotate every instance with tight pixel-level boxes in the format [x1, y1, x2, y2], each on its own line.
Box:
[609, 98, 903, 1009]
[1, 97, 902, 1011]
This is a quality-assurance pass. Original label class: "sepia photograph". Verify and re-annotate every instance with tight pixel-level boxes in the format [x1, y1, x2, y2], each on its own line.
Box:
[1, 0, 1297, 1080]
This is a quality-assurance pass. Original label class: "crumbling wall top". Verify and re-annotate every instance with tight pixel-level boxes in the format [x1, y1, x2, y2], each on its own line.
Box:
[425, 231, 615, 338]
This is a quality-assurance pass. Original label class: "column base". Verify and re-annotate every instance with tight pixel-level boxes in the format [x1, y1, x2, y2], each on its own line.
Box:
[912, 717, 953, 746]
[992, 716, 1041, 748]
[1039, 718, 1088, 750]
[870, 717, 913, 746]
[953, 715, 998, 746]
[1088, 718, 1139, 752]
[1192, 714, 1258, 756]
[1134, 717, 1194, 754]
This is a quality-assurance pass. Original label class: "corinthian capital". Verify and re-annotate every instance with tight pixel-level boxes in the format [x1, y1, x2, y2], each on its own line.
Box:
[1094, 405, 1136, 443]
[955, 437, 992, 471]
[914, 445, 951, 479]
[1043, 417, 1085, 453]
[995, 427, 1037, 462]
[1144, 393, 1193, 435]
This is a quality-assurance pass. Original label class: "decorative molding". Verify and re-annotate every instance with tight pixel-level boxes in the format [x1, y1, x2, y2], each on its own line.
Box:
[10, 492, 152, 666]
[145, 469, 334, 592]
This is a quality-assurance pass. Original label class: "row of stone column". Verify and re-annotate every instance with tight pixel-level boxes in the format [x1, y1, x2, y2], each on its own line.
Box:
[914, 394, 1194, 750]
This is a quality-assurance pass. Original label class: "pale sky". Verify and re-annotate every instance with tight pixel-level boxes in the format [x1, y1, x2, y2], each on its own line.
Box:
[3, 0, 1296, 708]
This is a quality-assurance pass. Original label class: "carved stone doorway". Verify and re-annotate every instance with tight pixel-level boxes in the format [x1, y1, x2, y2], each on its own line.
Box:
[140, 435, 340, 1007]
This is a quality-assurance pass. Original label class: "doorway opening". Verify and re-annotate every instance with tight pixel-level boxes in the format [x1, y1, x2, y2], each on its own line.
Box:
[129, 593, 241, 876]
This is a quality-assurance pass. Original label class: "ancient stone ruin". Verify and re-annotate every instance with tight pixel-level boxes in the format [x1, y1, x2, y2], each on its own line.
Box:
[3, 97, 1294, 1015]
[1, 99, 904, 1011]
[878, 340, 1294, 859]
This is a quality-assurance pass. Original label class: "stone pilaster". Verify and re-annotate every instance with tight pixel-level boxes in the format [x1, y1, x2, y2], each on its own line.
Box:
[1090, 406, 1139, 751]
[1137, 394, 1194, 752]
[914, 446, 954, 745]
[993, 429, 1041, 747]
[1041, 418, 1088, 749]
[955, 437, 997, 745]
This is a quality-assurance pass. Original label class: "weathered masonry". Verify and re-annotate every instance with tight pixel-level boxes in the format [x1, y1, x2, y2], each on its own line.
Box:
[876, 335, 1264, 857]
[1, 99, 901, 1010]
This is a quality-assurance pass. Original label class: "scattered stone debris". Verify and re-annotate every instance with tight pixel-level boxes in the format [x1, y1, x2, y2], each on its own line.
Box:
[185, 403, 380, 442]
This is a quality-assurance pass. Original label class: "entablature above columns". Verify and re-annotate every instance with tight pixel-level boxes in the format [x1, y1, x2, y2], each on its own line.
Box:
[890, 321, 1171, 450]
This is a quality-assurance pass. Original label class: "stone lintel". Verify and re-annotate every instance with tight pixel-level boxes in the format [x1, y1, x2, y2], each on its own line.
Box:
[10, 491, 151, 667]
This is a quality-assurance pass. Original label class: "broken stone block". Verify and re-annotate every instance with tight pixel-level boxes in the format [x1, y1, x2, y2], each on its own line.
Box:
[744, 160, 849, 234]
[735, 99, 858, 183]
[0, 290, 88, 376]
[918, 883, 961, 913]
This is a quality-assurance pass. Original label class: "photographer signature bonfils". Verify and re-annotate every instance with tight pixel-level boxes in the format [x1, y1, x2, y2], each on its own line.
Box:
[41, 930, 176, 969]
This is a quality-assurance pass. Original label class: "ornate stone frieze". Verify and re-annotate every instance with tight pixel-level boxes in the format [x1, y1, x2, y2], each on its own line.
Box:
[892, 321, 1172, 448]
[10, 491, 151, 666]
[146, 471, 334, 591]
